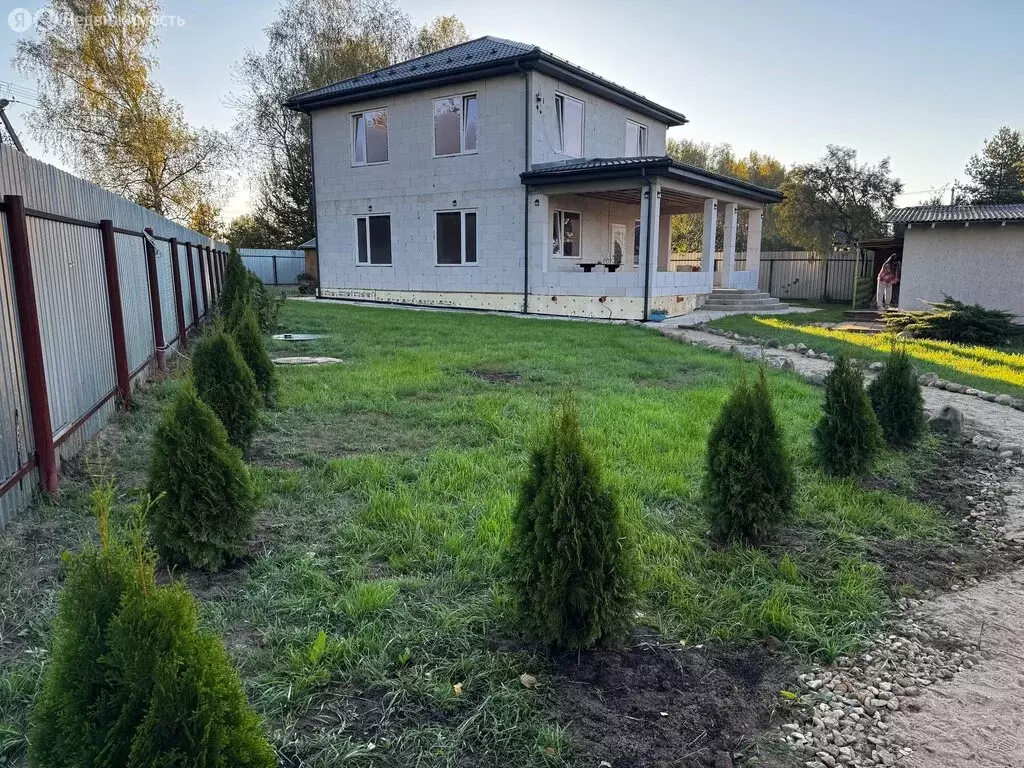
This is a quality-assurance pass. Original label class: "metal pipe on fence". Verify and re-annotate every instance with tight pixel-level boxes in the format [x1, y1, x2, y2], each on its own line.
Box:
[4, 194, 59, 496]
[143, 229, 166, 371]
[100, 220, 131, 408]
[169, 238, 187, 349]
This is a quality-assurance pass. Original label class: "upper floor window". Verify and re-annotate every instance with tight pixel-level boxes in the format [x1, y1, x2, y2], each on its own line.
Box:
[625, 120, 647, 157]
[353, 108, 388, 165]
[555, 94, 584, 157]
[434, 94, 478, 156]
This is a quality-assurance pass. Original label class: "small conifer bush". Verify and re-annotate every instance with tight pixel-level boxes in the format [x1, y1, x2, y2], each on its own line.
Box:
[704, 370, 794, 542]
[148, 379, 257, 570]
[511, 395, 634, 650]
[814, 355, 883, 476]
[28, 486, 275, 768]
[220, 247, 252, 325]
[867, 345, 926, 448]
[192, 326, 261, 451]
[232, 304, 277, 406]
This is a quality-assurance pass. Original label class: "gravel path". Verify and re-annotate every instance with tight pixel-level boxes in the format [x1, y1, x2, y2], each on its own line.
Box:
[660, 326, 1024, 768]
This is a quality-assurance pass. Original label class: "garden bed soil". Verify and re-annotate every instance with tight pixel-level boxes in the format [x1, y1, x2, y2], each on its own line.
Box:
[548, 633, 795, 768]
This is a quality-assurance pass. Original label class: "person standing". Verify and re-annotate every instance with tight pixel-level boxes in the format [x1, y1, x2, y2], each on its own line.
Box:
[876, 255, 899, 310]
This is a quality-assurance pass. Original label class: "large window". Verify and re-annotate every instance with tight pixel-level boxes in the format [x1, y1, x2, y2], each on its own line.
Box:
[434, 94, 478, 156]
[551, 210, 581, 258]
[625, 120, 647, 157]
[633, 219, 641, 266]
[353, 108, 389, 165]
[355, 215, 392, 264]
[436, 211, 477, 265]
[554, 94, 584, 157]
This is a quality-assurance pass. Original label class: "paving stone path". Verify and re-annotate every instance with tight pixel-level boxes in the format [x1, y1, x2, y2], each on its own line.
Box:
[660, 326, 1024, 768]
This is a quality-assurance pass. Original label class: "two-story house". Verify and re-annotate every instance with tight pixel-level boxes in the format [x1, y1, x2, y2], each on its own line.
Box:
[285, 36, 783, 321]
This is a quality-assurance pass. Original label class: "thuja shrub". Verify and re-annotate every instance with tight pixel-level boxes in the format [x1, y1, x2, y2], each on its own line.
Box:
[868, 345, 926, 448]
[232, 304, 277, 406]
[192, 326, 261, 451]
[814, 355, 883, 476]
[704, 370, 794, 542]
[28, 487, 274, 768]
[220, 247, 252, 325]
[148, 379, 257, 571]
[510, 394, 634, 650]
[247, 272, 284, 333]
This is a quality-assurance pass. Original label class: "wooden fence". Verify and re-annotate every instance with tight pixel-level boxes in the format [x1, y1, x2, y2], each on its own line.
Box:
[669, 250, 858, 301]
[0, 146, 230, 524]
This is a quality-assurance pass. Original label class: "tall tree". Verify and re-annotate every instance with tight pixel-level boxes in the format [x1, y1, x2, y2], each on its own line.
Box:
[666, 138, 793, 252]
[777, 145, 902, 253]
[15, 0, 229, 221]
[224, 214, 278, 249]
[232, 0, 469, 247]
[964, 127, 1024, 204]
[188, 198, 223, 238]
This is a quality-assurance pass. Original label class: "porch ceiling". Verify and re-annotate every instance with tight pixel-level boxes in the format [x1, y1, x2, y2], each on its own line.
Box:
[582, 188, 708, 216]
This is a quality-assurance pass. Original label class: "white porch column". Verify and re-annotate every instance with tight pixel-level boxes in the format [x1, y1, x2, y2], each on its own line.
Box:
[746, 208, 763, 285]
[721, 203, 738, 288]
[701, 198, 718, 274]
[639, 180, 662, 316]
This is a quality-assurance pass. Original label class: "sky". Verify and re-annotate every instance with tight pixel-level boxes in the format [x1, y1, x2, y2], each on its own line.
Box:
[0, 0, 1022, 223]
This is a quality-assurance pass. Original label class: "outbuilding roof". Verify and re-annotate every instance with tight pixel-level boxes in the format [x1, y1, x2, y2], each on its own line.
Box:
[521, 156, 784, 204]
[284, 36, 688, 126]
[886, 204, 1024, 224]
[297, 238, 317, 250]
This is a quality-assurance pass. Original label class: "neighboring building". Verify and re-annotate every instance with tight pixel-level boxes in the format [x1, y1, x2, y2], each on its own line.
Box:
[286, 37, 783, 320]
[298, 237, 318, 281]
[885, 204, 1024, 317]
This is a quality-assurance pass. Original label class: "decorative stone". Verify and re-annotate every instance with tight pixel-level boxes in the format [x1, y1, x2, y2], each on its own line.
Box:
[927, 406, 964, 435]
[995, 394, 1013, 405]
[918, 372, 939, 386]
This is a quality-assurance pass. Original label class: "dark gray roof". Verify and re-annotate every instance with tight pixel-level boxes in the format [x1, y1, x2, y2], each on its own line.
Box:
[297, 238, 317, 249]
[887, 204, 1024, 224]
[521, 156, 784, 203]
[285, 36, 687, 126]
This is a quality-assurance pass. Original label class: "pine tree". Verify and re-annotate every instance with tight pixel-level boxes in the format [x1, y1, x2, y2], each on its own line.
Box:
[511, 395, 634, 650]
[191, 326, 261, 451]
[148, 379, 257, 571]
[814, 355, 883, 476]
[704, 370, 794, 542]
[868, 345, 926, 448]
[28, 487, 275, 768]
[964, 126, 1024, 205]
[232, 304, 277, 406]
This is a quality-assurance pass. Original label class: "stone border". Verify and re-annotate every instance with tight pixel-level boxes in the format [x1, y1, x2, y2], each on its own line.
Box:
[697, 325, 1024, 412]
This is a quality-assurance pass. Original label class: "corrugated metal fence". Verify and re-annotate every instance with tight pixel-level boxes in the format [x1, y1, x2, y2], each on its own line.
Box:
[670, 251, 858, 301]
[240, 249, 305, 285]
[0, 145, 231, 525]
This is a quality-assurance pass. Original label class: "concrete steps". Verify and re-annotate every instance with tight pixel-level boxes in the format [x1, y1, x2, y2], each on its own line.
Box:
[701, 289, 789, 313]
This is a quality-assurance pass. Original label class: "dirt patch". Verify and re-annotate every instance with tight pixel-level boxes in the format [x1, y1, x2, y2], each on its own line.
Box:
[549, 635, 794, 768]
[467, 368, 522, 384]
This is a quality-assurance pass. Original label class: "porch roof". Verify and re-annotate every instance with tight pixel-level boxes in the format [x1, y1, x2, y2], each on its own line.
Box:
[520, 156, 784, 205]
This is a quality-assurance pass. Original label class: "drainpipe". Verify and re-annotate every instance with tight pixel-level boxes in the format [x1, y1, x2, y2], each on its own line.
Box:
[517, 61, 531, 314]
[642, 169, 654, 321]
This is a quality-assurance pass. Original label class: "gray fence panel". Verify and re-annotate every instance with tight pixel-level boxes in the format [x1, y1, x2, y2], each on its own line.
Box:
[115, 232, 154, 373]
[241, 254, 275, 283]
[27, 218, 115, 441]
[0, 212, 35, 524]
[153, 239, 178, 345]
[274, 257, 305, 284]
[191, 247, 204, 317]
[177, 245, 193, 326]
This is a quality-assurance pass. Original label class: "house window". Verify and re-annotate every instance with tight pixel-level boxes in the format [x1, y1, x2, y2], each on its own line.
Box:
[434, 94, 478, 156]
[436, 210, 477, 265]
[633, 219, 641, 266]
[626, 120, 647, 157]
[552, 210, 581, 258]
[554, 94, 584, 157]
[355, 214, 392, 264]
[353, 108, 388, 165]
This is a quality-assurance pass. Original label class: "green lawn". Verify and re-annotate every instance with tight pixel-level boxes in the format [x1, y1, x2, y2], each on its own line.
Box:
[710, 310, 1024, 398]
[0, 301, 953, 766]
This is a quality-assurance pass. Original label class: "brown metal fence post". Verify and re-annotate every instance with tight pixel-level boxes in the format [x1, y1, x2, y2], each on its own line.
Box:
[198, 245, 210, 317]
[184, 242, 199, 327]
[272, 252, 278, 285]
[99, 220, 132, 408]
[169, 238, 187, 349]
[144, 228, 166, 371]
[4, 194, 59, 495]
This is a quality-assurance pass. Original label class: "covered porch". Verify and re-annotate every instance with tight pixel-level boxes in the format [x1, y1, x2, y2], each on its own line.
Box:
[520, 157, 783, 320]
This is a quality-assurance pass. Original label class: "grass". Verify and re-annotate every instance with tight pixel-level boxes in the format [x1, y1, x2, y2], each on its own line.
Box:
[0, 301, 953, 766]
[711, 310, 1024, 398]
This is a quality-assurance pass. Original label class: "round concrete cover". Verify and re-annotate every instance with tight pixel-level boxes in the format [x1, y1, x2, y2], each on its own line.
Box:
[271, 333, 325, 341]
